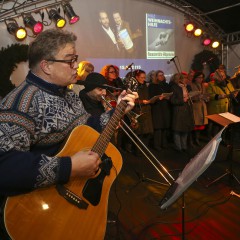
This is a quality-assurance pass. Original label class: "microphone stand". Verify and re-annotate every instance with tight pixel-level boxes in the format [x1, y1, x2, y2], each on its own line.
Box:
[169, 57, 195, 126]
[101, 96, 174, 188]
[171, 57, 182, 75]
[168, 57, 195, 240]
[119, 119, 173, 187]
[129, 66, 134, 78]
[169, 57, 193, 103]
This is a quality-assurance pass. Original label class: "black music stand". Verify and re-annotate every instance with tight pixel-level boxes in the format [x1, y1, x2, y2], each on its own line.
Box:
[205, 113, 240, 187]
[159, 128, 225, 240]
[206, 122, 240, 187]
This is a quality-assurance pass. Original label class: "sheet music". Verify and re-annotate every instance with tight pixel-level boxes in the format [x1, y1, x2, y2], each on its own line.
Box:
[188, 91, 201, 98]
[160, 128, 225, 209]
[149, 95, 160, 104]
[149, 92, 173, 103]
[162, 92, 173, 98]
[219, 112, 240, 123]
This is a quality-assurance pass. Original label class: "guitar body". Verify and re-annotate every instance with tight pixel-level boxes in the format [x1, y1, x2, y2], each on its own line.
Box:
[4, 125, 122, 240]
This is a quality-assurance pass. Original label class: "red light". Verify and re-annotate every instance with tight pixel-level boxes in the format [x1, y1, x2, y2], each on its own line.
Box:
[62, 3, 79, 25]
[70, 16, 79, 24]
[203, 38, 211, 46]
[23, 14, 44, 35]
[33, 22, 43, 34]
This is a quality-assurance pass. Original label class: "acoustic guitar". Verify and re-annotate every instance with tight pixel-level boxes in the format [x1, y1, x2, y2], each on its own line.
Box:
[4, 78, 138, 240]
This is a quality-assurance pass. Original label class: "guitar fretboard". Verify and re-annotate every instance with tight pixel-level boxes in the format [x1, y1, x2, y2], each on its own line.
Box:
[92, 100, 127, 156]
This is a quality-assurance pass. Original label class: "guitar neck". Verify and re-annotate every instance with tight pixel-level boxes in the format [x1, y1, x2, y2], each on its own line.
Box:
[92, 100, 127, 156]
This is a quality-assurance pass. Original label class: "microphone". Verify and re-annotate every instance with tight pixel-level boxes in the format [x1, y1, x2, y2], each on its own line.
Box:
[167, 56, 177, 64]
[125, 62, 134, 70]
[234, 65, 240, 69]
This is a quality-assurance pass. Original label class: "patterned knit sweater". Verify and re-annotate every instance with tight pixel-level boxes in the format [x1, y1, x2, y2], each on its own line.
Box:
[0, 71, 112, 196]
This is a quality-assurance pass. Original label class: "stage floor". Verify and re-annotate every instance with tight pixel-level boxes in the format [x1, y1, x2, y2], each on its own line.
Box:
[105, 133, 240, 240]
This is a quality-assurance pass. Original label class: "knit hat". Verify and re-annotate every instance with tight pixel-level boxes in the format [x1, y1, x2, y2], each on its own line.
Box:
[82, 72, 107, 92]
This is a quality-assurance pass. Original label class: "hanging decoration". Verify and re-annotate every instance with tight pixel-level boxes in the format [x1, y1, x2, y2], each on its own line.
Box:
[191, 49, 220, 73]
[0, 44, 29, 98]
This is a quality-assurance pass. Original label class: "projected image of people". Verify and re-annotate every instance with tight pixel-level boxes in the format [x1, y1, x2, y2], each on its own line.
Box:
[112, 11, 143, 57]
[96, 10, 120, 57]
[80, 1, 176, 74]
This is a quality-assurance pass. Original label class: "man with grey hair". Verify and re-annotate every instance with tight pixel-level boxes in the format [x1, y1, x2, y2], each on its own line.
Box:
[0, 28, 137, 239]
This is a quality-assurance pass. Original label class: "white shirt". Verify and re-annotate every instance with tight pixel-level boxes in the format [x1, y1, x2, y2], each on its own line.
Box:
[102, 26, 117, 44]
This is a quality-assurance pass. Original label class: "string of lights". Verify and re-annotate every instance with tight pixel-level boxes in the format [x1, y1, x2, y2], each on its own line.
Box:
[0, 0, 79, 41]
[184, 17, 220, 49]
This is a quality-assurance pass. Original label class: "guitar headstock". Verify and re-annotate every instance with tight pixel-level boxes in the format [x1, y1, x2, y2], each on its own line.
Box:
[125, 77, 138, 92]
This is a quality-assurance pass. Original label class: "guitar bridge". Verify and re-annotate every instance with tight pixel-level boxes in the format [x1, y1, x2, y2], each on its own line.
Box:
[56, 184, 89, 209]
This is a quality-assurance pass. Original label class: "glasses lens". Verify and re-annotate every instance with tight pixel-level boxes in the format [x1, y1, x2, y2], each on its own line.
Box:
[46, 55, 78, 68]
[70, 55, 78, 68]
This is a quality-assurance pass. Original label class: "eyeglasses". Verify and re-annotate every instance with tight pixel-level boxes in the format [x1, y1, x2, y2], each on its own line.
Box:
[46, 55, 78, 68]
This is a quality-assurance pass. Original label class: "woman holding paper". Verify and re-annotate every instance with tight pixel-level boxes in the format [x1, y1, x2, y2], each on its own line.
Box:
[206, 69, 237, 137]
[190, 72, 209, 145]
[169, 73, 194, 152]
[133, 70, 153, 139]
[206, 69, 237, 115]
[149, 70, 172, 151]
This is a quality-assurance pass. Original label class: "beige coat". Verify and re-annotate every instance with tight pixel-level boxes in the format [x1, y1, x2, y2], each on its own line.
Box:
[190, 82, 208, 125]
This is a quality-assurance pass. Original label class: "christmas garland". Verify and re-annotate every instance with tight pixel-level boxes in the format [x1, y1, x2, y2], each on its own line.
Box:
[191, 49, 220, 73]
[0, 44, 29, 97]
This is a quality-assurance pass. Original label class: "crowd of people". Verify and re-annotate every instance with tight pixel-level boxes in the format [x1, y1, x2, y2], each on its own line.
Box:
[0, 27, 239, 239]
[72, 60, 240, 155]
